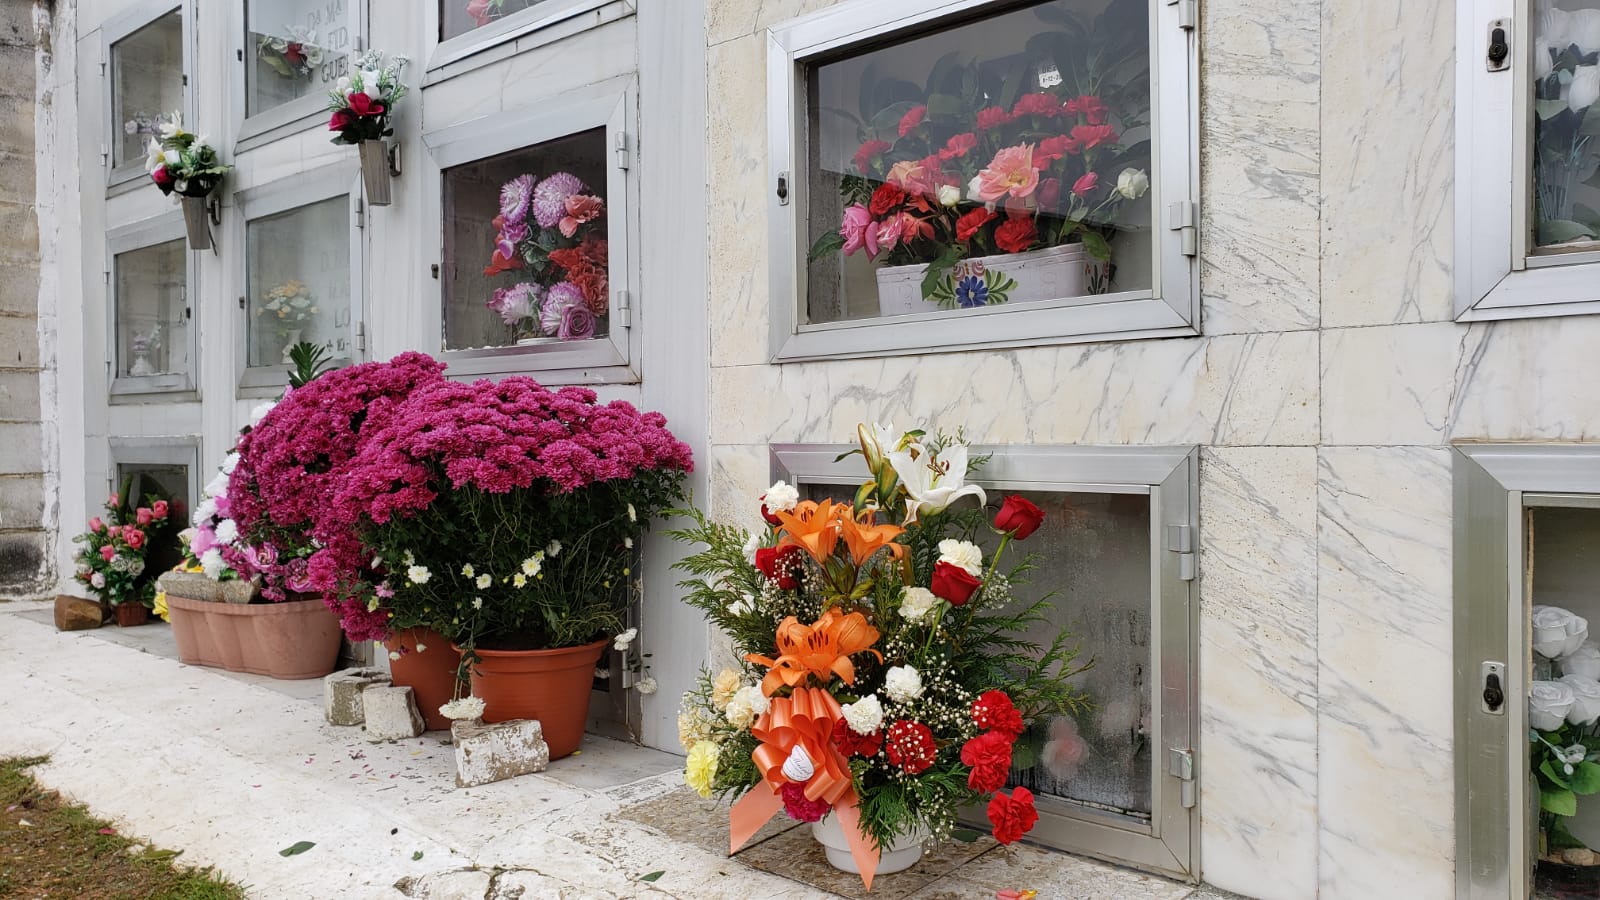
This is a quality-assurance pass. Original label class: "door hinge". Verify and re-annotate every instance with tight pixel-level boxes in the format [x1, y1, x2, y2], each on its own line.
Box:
[1168, 201, 1198, 257]
[614, 132, 631, 171]
[354, 198, 365, 229]
[102, 270, 110, 284]
[100, 144, 109, 168]
[355, 321, 367, 352]
[1169, 748, 1196, 808]
[1168, 0, 1197, 30]
[614, 289, 632, 327]
[1165, 523, 1196, 581]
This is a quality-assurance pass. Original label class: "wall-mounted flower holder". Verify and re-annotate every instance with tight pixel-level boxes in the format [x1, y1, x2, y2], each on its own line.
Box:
[359, 139, 400, 207]
[180, 193, 221, 252]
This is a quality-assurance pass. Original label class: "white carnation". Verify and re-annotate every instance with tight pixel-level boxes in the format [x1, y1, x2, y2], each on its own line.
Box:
[250, 401, 276, 424]
[193, 498, 217, 525]
[200, 547, 226, 580]
[204, 471, 230, 499]
[725, 685, 770, 728]
[742, 531, 762, 565]
[636, 676, 658, 695]
[900, 587, 941, 623]
[937, 539, 983, 577]
[883, 666, 924, 703]
[763, 481, 800, 513]
[842, 694, 884, 735]
[613, 627, 638, 652]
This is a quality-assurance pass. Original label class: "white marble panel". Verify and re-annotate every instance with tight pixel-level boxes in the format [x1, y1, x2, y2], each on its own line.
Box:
[1450, 316, 1600, 442]
[1198, 447, 1319, 900]
[1198, 0, 1321, 335]
[711, 331, 1319, 447]
[706, 32, 771, 369]
[1316, 447, 1454, 899]
[707, 0, 840, 46]
[1320, 0, 1454, 327]
[1320, 322, 1481, 446]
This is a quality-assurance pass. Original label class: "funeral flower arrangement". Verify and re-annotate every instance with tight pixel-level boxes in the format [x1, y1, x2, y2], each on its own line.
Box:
[257, 25, 324, 81]
[673, 424, 1087, 888]
[326, 51, 408, 146]
[1527, 604, 1600, 866]
[73, 490, 175, 609]
[482, 172, 609, 343]
[144, 114, 229, 198]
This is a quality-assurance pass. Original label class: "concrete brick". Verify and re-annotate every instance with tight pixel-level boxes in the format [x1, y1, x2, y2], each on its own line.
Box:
[361, 684, 424, 741]
[0, 48, 33, 101]
[0, 314, 37, 368]
[323, 667, 389, 726]
[0, 200, 38, 264]
[0, 93, 33, 159]
[0, 530, 45, 592]
[0, 150, 34, 204]
[0, 262, 37, 315]
[0, 7, 33, 48]
[451, 719, 549, 788]
[0, 422, 40, 474]
[0, 474, 43, 526]
[0, 370, 38, 420]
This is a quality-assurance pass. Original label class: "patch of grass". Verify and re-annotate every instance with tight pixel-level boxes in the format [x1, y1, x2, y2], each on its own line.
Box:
[0, 756, 246, 900]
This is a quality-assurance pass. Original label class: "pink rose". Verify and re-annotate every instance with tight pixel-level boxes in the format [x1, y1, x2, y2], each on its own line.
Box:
[558, 194, 604, 239]
[88, 517, 104, 533]
[109, 494, 120, 507]
[125, 529, 146, 550]
[874, 214, 904, 253]
[839, 204, 878, 260]
[466, 0, 493, 25]
[135, 508, 153, 526]
[152, 500, 169, 518]
[974, 144, 1041, 202]
[1072, 172, 1099, 197]
[99, 545, 116, 562]
[1042, 717, 1089, 779]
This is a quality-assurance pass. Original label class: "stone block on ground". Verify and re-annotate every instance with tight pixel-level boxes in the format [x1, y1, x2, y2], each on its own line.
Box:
[156, 570, 258, 604]
[452, 718, 549, 787]
[362, 684, 424, 741]
[323, 667, 390, 726]
[53, 595, 103, 630]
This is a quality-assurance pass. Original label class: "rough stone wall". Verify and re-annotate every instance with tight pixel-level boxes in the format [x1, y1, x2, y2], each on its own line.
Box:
[0, 1, 47, 597]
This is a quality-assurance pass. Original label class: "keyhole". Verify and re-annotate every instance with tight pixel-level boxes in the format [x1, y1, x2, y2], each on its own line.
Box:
[1488, 26, 1509, 68]
[1483, 672, 1505, 711]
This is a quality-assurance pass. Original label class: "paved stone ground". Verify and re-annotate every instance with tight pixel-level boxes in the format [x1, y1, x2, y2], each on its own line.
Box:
[0, 599, 1246, 899]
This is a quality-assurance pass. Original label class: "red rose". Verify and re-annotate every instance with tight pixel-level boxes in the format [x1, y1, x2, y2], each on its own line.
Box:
[960, 730, 1014, 793]
[939, 132, 978, 160]
[1072, 173, 1099, 198]
[930, 560, 982, 605]
[971, 690, 1025, 738]
[898, 104, 927, 138]
[284, 43, 306, 65]
[328, 109, 354, 132]
[993, 495, 1045, 540]
[572, 268, 609, 315]
[976, 106, 1012, 130]
[1033, 135, 1078, 167]
[754, 545, 803, 590]
[346, 92, 386, 118]
[885, 720, 937, 775]
[869, 183, 907, 218]
[150, 165, 173, 186]
[987, 788, 1039, 844]
[833, 716, 884, 758]
[852, 139, 892, 175]
[955, 207, 996, 243]
[994, 215, 1038, 254]
[124, 529, 146, 550]
[758, 501, 782, 526]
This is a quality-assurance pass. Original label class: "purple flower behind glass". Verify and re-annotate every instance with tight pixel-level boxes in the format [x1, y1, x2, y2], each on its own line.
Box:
[558, 303, 596, 341]
[499, 174, 535, 226]
[540, 281, 584, 335]
[532, 172, 584, 229]
[487, 282, 540, 327]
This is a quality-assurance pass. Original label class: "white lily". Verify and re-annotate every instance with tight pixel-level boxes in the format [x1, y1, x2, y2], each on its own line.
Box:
[886, 442, 986, 524]
[144, 137, 164, 174]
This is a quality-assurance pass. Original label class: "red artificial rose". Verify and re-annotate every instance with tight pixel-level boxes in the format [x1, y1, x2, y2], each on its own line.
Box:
[1011, 92, 1061, 119]
[885, 720, 937, 775]
[547, 246, 585, 272]
[898, 104, 928, 138]
[852, 139, 892, 175]
[572, 268, 609, 316]
[124, 529, 146, 550]
[1069, 123, 1116, 150]
[869, 183, 907, 218]
[971, 689, 1026, 738]
[833, 716, 884, 758]
[994, 215, 1038, 254]
[346, 92, 386, 118]
[939, 132, 978, 161]
[285, 43, 306, 65]
[1072, 172, 1100, 198]
[758, 500, 783, 526]
[987, 788, 1040, 844]
[930, 560, 982, 605]
[135, 507, 153, 526]
[482, 248, 523, 276]
[955, 207, 996, 243]
[993, 495, 1045, 540]
[976, 106, 1013, 131]
[150, 165, 173, 186]
[328, 109, 354, 132]
[960, 730, 1014, 793]
[754, 545, 803, 590]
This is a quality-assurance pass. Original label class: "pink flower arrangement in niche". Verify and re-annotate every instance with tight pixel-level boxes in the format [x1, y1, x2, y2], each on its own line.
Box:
[480, 167, 609, 344]
[72, 492, 174, 609]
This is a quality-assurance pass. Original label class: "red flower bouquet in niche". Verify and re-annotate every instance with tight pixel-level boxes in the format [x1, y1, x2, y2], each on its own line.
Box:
[673, 423, 1089, 888]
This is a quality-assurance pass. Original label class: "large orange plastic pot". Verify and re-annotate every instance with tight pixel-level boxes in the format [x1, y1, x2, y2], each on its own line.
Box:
[384, 628, 462, 731]
[464, 638, 608, 760]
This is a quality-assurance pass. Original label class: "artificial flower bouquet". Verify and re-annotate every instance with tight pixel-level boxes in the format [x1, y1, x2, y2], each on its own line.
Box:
[326, 51, 408, 146]
[1528, 604, 1600, 869]
[72, 490, 174, 609]
[1532, 6, 1600, 246]
[482, 173, 609, 343]
[143, 114, 229, 198]
[673, 423, 1087, 888]
[257, 25, 324, 81]
[257, 280, 318, 339]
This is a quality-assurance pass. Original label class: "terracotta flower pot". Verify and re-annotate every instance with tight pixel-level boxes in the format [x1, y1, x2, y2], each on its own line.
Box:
[166, 593, 342, 679]
[113, 603, 149, 627]
[385, 628, 462, 731]
[466, 638, 607, 760]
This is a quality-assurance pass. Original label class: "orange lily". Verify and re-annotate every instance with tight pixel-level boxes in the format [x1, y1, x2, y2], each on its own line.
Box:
[773, 499, 848, 564]
[838, 511, 906, 568]
[746, 609, 882, 696]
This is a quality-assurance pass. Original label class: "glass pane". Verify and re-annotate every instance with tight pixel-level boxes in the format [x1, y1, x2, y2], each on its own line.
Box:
[441, 128, 612, 351]
[441, 0, 544, 42]
[245, 196, 351, 369]
[1531, 0, 1600, 253]
[245, 0, 353, 118]
[1526, 505, 1600, 896]
[803, 0, 1154, 325]
[110, 11, 183, 169]
[113, 239, 188, 380]
[115, 461, 189, 575]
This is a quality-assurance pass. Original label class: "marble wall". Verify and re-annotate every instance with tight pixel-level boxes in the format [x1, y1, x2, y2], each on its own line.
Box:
[701, 0, 1566, 895]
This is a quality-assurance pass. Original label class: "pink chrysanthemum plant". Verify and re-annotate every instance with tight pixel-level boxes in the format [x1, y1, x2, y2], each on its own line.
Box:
[332, 376, 693, 659]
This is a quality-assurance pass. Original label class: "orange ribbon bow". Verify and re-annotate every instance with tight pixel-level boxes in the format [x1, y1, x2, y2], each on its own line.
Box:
[745, 609, 882, 697]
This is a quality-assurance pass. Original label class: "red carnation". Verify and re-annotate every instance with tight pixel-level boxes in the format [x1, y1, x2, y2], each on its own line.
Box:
[1011, 92, 1061, 119]
[987, 788, 1039, 844]
[976, 106, 1012, 130]
[781, 781, 831, 823]
[993, 495, 1045, 540]
[971, 690, 1025, 738]
[1069, 123, 1116, 150]
[754, 545, 803, 590]
[346, 92, 386, 118]
[898, 104, 928, 138]
[939, 132, 978, 160]
[960, 730, 1014, 793]
[930, 560, 982, 605]
[852, 139, 892, 175]
[994, 215, 1038, 254]
[833, 716, 884, 758]
[1065, 94, 1110, 125]
[955, 207, 996, 243]
[869, 183, 907, 218]
[885, 720, 937, 775]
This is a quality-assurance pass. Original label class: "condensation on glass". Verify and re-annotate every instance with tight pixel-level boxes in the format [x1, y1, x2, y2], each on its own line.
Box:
[803, 0, 1153, 325]
[1531, 1, 1600, 254]
[110, 10, 182, 169]
[440, 128, 611, 351]
[440, 0, 544, 42]
[113, 239, 188, 379]
[245, 0, 352, 118]
[244, 196, 351, 369]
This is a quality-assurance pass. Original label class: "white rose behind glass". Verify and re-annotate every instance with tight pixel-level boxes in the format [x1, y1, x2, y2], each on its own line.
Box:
[1569, 65, 1600, 113]
[1563, 675, 1600, 725]
[1533, 605, 1590, 658]
[1532, 680, 1578, 731]
[1564, 642, 1600, 680]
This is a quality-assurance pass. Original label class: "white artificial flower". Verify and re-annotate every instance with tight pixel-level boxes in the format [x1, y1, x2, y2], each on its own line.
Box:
[221, 452, 238, 475]
[521, 554, 543, 577]
[967, 174, 986, 203]
[728, 593, 754, 616]
[1534, 606, 1589, 659]
[1116, 168, 1150, 200]
[841, 694, 884, 735]
[636, 676, 658, 695]
[899, 587, 942, 623]
[193, 498, 218, 525]
[547, 540, 562, 557]
[144, 137, 164, 174]
[937, 539, 984, 577]
[742, 531, 762, 565]
[763, 480, 800, 514]
[335, 75, 352, 93]
[204, 470, 230, 499]
[1563, 675, 1600, 725]
[193, 132, 210, 151]
[1569, 65, 1600, 113]
[361, 69, 383, 99]
[1532, 680, 1578, 731]
[628, 503, 637, 522]
[250, 401, 276, 424]
[439, 697, 486, 721]
[613, 627, 638, 651]
[883, 665, 924, 703]
[1570, 8, 1600, 53]
[461, 563, 475, 577]
[937, 183, 962, 207]
[212, 518, 238, 545]
[475, 573, 492, 590]
[1536, 38, 1556, 80]
[888, 443, 986, 524]
[1563, 642, 1600, 680]
[725, 685, 770, 728]
[472, 597, 483, 609]
[157, 115, 181, 140]
[624, 536, 633, 549]
[200, 547, 226, 579]
[90, 572, 106, 589]
[1543, 7, 1571, 49]
[162, 148, 181, 166]
[407, 564, 432, 584]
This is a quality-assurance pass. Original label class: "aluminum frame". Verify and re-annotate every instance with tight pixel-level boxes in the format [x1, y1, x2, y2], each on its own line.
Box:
[769, 442, 1200, 881]
[231, 0, 371, 151]
[1453, 444, 1600, 900]
[101, 0, 190, 194]
[764, 0, 1200, 362]
[106, 211, 197, 400]
[421, 0, 634, 83]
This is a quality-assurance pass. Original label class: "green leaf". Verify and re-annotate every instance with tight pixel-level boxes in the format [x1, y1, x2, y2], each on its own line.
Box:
[1079, 231, 1113, 261]
[869, 101, 920, 140]
[411, 850, 424, 861]
[926, 93, 965, 120]
[1537, 98, 1571, 121]
[639, 870, 665, 883]
[1539, 219, 1598, 244]
[278, 840, 316, 857]
[1543, 757, 1573, 789]
[1582, 103, 1600, 135]
[924, 52, 964, 97]
[1571, 760, 1600, 794]
[950, 828, 982, 843]
[920, 245, 965, 301]
[1543, 787, 1579, 817]
[808, 230, 846, 263]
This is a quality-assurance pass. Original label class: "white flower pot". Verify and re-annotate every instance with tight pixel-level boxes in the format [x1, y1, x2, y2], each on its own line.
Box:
[810, 814, 928, 876]
[875, 242, 1094, 317]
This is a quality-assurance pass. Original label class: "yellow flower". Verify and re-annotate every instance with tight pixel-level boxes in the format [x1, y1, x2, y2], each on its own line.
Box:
[152, 591, 169, 622]
[711, 670, 741, 711]
[677, 709, 711, 751]
[684, 741, 719, 799]
[512, 573, 527, 588]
